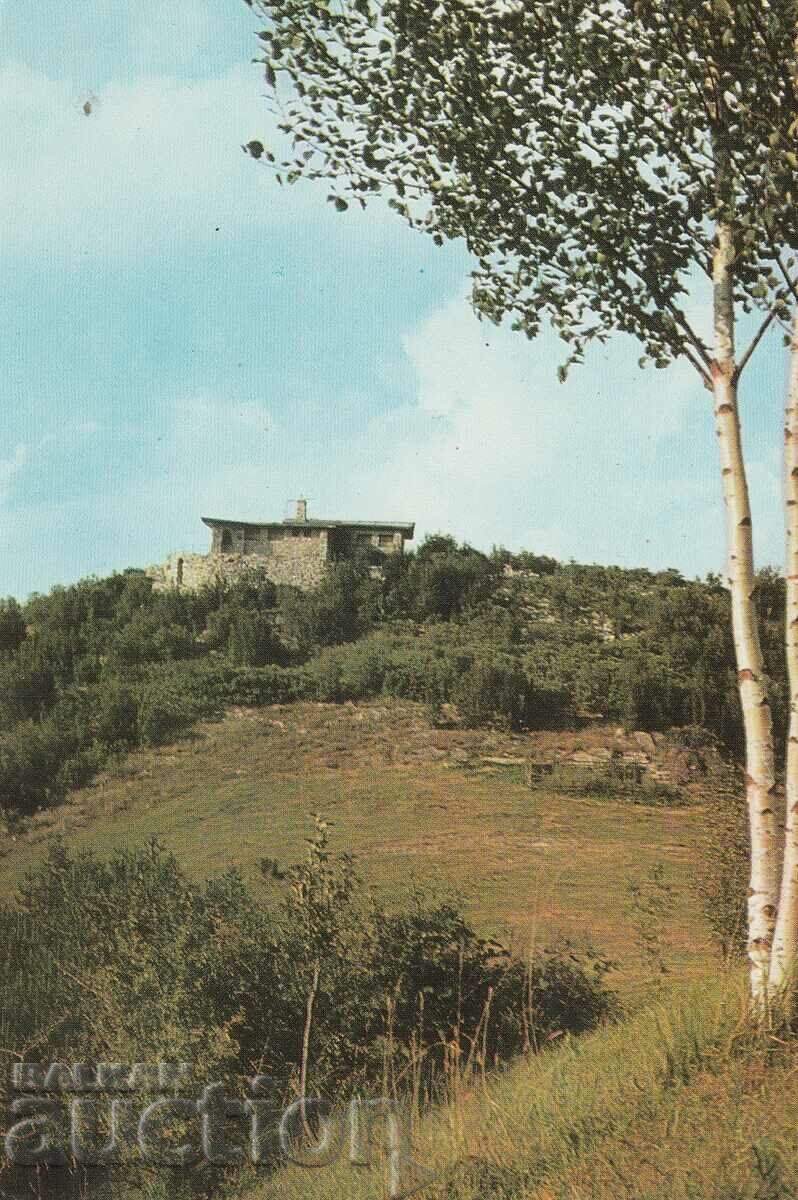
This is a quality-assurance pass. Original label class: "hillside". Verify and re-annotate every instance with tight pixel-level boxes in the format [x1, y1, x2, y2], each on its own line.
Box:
[246, 975, 798, 1200]
[0, 699, 718, 1001]
[0, 540, 772, 1198]
[0, 537, 784, 828]
[0, 539, 758, 1000]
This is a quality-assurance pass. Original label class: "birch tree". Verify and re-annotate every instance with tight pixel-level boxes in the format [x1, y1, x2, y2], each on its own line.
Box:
[242, 0, 798, 1003]
[769, 309, 798, 993]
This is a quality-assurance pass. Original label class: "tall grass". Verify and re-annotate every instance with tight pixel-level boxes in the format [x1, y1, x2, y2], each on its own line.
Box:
[247, 974, 748, 1200]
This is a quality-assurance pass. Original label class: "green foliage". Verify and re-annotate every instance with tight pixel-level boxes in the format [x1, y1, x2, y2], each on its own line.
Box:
[0, 597, 26, 657]
[0, 548, 783, 812]
[454, 659, 550, 731]
[0, 718, 71, 812]
[385, 536, 503, 621]
[277, 557, 381, 654]
[248, 1, 798, 373]
[617, 650, 688, 733]
[506, 549, 559, 576]
[134, 676, 204, 746]
[13, 838, 252, 1074]
[2, 832, 617, 1095]
[0, 647, 55, 726]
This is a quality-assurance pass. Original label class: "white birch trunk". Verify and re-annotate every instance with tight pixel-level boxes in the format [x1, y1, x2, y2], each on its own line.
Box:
[712, 219, 779, 1003]
[768, 311, 798, 999]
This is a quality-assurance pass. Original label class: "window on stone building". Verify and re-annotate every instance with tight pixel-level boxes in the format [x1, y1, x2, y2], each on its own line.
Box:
[378, 534, 394, 547]
[221, 528, 233, 552]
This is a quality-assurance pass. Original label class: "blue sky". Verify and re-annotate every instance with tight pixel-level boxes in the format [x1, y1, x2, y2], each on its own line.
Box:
[0, 1, 789, 599]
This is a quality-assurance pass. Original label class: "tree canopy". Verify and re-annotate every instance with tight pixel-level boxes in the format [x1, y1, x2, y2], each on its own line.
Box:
[246, 0, 798, 379]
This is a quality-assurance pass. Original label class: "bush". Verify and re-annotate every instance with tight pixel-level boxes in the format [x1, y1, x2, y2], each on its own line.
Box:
[134, 678, 203, 746]
[12, 839, 254, 1073]
[0, 719, 72, 812]
[0, 651, 56, 726]
[92, 679, 139, 747]
[389, 537, 503, 621]
[453, 660, 568, 731]
[4, 829, 618, 1096]
[453, 660, 532, 730]
[0, 597, 26, 657]
[277, 559, 381, 654]
[164, 659, 306, 708]
[54, 743, 114, 794]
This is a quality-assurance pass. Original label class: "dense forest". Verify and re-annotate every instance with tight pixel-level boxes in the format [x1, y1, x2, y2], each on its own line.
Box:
[0, 536, 786, 817]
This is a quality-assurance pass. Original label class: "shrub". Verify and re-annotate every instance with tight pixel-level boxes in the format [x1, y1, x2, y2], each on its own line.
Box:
[4, 830, 618, 1097]
[54, 743, 114, 794]
[134, 678, 202, 746]
[13, 839, 254, 1073]
[108, 610, 197, 668]
[305, 641, 391, 701]
[0, 651, 56, 726]
[454, 660, 532, 730]
[452, 660, 568, 731]
[0, 597, 26, 657]
[277, 559, 381, 654]
[92, 679, 139, 747]
[394, 537, 503, 621]
[166, 659, 306, 708]
[0, 719, 72, 812]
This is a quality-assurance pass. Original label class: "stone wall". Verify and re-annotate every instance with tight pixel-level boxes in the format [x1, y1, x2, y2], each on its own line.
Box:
[146, 541, 328, 593]
[264, 530, 328, 588]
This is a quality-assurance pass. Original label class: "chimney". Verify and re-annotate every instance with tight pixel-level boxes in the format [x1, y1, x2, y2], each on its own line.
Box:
[295, 498, 308, 522]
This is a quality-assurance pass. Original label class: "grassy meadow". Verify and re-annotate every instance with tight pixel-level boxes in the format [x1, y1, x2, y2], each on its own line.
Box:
[0, 700, 712, 1002]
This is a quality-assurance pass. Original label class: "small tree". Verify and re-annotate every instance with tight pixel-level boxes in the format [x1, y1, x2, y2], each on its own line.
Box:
[0, 598, 26, 658]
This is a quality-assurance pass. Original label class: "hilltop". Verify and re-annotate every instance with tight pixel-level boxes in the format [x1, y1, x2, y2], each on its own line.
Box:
[0, 536, 784, 827]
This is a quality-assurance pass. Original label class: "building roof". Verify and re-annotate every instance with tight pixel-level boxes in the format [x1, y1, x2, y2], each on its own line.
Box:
[202, 517, 415, 534]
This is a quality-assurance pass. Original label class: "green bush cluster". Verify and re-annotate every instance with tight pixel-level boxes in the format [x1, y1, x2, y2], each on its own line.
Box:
[0, 539, 787, 813]
[2, 828, 617, 1096]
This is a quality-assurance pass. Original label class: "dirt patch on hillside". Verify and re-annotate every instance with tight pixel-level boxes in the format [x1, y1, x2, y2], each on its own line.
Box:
[221, 700, 734, 795]
[4, 701, 731, 862]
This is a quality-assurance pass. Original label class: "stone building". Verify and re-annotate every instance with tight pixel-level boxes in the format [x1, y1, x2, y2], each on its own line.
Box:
[147, 500, 415, 592]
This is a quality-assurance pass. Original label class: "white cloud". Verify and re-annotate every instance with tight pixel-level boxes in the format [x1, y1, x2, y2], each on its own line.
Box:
[330, 295, 723, 571]
[0, 61, 405, 263]
[0, 444, 27, 501]
[0, 64, 259, 258]
[129, 393, 292, 557]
